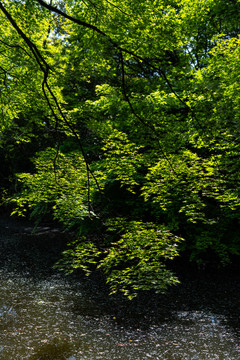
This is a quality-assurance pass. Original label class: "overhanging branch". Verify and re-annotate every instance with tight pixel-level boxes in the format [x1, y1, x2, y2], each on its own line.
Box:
[0, 0, 102, 207]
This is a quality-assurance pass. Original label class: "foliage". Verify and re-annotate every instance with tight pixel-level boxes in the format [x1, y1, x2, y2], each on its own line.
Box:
[99, 219, 182, 298]
[1, 0, 240, 296]
[9, 148, 92, 225]
[55, 218, 182, 299]
[55, 238, 102, 276]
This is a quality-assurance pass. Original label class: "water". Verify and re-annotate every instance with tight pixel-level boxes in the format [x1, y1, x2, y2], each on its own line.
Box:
[0, 216, 239, 359]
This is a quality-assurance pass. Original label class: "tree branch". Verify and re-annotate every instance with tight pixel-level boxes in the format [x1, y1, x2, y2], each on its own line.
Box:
[36, 0, 107, 37]
[0, 0, 102, 206]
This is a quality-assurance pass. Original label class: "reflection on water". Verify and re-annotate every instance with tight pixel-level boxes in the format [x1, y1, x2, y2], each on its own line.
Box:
[0, 272, 239, 359]
[0, 217, 240, 359]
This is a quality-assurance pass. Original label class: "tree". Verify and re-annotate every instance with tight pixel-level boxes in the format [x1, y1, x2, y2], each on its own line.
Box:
[1, 0, 240, 297]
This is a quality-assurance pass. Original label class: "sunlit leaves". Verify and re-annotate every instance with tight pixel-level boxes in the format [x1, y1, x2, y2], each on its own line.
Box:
[142, 148, 240, 225]
[102, 128, 144, 192]
[2, 0, 240, 294]
[99, 219, 182, 298]
[9, 148, 90, 225]
[54, 238, 102, 275]
[0, 0, 64, 133]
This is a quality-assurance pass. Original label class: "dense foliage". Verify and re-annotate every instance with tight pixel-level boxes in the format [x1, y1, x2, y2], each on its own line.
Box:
[1, 0, 240, 297]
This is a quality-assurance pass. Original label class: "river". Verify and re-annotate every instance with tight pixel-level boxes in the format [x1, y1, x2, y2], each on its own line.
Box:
[0, 216, 239, 359]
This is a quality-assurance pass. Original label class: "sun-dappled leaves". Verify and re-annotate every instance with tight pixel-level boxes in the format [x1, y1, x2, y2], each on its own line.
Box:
[1, 0, 240, 296]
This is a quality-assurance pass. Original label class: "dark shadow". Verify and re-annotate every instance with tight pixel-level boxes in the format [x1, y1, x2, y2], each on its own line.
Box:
[0, 215, 240, 340]
[29, 341, 74, 360]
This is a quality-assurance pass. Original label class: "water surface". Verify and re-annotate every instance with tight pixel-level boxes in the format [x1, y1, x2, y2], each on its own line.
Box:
[0, 216, 239, 359]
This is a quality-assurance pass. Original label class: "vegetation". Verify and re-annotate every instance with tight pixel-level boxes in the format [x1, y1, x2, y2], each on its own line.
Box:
[1, 0, 240, 298]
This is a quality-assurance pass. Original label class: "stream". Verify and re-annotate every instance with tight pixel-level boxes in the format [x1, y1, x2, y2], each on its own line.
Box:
[0, 216, 239, 359]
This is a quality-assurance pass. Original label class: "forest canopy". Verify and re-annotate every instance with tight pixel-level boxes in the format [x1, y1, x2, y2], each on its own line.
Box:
[1, 0, 240, 298]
